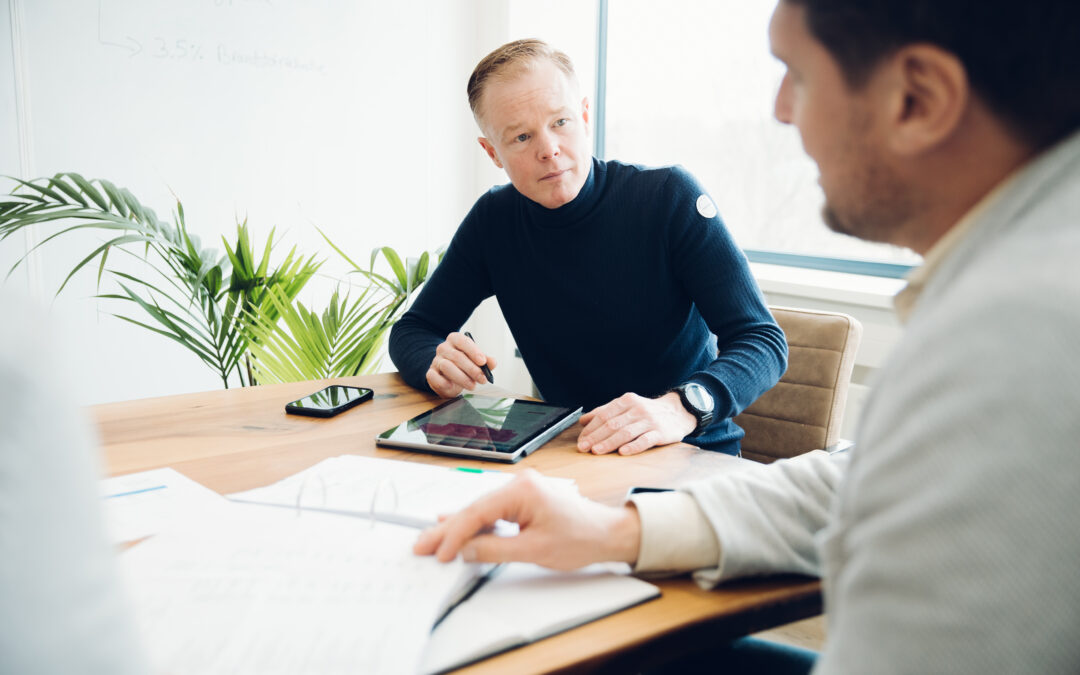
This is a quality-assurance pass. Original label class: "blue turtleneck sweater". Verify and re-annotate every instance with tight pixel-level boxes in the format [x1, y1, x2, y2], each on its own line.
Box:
[389, 158, 787, 454]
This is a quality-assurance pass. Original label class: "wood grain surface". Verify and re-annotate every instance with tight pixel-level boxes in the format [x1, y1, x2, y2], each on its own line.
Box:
[92, 373, 821, 674]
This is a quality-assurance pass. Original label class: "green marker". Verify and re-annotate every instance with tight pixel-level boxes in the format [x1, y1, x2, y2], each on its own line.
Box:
[455, 467, 483, 473]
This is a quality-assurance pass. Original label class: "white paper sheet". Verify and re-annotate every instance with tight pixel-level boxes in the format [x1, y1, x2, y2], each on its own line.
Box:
[121, 507, 478, 675]
[100, 467, 230, 544]
[228, 455, 574, 528]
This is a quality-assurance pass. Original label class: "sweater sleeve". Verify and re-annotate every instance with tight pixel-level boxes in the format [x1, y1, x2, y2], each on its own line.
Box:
[662, 167, 788, 419]
[388, 198, 496, 392]
[631, 450, 846, 584]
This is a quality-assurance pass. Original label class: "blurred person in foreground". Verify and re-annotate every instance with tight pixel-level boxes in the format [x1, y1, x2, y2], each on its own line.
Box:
[416, 1, 1080, 672]
[0, 291, 146, 674]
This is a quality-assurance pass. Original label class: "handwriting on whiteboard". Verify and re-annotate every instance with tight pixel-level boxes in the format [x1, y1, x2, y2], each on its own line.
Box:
[97, 0, 327, 73]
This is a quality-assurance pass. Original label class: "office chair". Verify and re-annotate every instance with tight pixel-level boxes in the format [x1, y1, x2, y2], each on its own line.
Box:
[734, 306, 863, 463]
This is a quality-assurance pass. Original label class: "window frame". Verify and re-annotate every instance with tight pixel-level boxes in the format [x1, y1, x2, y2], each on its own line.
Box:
[592, 0, 915, 280]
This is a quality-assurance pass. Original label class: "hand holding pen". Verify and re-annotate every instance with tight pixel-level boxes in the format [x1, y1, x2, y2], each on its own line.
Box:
[464, 332, 494, 384]
[425, 330, 497, 398]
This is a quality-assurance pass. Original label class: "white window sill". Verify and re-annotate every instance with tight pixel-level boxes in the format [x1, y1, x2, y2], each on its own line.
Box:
[750, 262, 908, 310]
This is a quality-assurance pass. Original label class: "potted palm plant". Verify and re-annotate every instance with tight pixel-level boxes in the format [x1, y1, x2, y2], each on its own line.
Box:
[0, 172, 436, 388]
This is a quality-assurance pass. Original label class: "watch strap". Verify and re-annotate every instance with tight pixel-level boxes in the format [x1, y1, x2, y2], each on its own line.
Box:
[671, 383, 714, 437]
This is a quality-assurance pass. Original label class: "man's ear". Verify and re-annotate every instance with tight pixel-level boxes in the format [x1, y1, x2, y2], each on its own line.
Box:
[581, 96, 591, 136]
[885, 44, 969, 156]
[477, 137, 503, 169]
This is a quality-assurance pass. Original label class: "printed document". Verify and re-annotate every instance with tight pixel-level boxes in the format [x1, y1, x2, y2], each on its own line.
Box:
[101, 467, 230, 544]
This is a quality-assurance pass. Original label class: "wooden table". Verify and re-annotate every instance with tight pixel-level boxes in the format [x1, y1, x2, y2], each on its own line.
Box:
[93, 373, 821, 674]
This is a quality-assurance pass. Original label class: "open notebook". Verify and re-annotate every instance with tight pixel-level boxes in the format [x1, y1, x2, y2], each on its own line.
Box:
[423, 562, 660, 674]
[121, 506, 483, 675]
[115, 457, 659, 673]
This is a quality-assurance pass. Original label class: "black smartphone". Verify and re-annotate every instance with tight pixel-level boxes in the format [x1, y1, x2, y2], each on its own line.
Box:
[625, 486, 674, 499]
[285, 385, 373, 417]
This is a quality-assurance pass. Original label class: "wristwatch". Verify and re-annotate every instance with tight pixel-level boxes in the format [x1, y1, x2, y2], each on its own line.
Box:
[670, 382, 715, 437]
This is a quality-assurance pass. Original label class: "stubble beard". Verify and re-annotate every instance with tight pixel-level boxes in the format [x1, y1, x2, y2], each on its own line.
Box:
[820, 115, 921, 247]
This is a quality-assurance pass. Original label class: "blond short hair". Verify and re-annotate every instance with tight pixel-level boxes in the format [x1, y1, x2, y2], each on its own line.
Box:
[467, 39, 577, 122]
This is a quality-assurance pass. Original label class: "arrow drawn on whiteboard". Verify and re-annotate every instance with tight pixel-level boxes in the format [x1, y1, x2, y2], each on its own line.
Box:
[97, 0, 143, 57]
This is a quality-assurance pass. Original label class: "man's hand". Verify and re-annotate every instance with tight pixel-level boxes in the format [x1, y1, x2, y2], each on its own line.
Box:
[577, 392, 697, 456]
[426, 331, 498, 398]
[413, 471, 641, 570]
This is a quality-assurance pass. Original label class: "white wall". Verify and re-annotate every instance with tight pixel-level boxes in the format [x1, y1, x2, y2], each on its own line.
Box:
[1, 0, 31, 298]
[1, 0, 496, 404]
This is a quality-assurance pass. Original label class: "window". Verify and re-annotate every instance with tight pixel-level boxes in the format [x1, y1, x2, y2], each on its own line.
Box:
[599, 0, 920, 276]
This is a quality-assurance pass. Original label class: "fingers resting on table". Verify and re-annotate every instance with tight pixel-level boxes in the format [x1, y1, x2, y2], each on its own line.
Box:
[577, 392, 697, 456]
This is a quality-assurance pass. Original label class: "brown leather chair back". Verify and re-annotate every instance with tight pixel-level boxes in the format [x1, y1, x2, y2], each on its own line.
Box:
[735, 306, 862, 463]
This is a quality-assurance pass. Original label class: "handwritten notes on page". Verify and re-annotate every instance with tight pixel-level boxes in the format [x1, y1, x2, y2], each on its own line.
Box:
[121, 506, 478, 675]
[228, 455, 574, 528]
[100, 467, 230, 544]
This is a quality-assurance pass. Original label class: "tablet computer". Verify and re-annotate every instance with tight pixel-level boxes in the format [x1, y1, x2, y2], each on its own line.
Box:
[375, 394, 582, 463]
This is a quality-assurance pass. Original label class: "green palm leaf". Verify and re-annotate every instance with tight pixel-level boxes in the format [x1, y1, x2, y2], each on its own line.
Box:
[243, 245, 438, 384]
[1, 173, 322, 388]
[2, 173, 432, 390]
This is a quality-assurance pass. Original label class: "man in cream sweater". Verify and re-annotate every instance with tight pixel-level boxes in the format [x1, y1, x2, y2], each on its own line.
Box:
[415, 0, 1080, 672]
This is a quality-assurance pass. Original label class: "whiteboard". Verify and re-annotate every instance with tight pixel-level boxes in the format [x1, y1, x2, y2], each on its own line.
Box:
[1, 0, 487, 403]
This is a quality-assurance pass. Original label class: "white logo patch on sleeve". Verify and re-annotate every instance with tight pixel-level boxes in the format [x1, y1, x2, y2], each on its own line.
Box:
[696, 194, 718, 219]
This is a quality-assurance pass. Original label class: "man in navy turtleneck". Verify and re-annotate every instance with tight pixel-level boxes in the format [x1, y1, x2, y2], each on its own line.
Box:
[389, 39, 786, 456]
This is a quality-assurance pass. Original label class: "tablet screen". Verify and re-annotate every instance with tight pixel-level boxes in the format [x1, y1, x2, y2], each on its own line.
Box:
[377, 395, 576, 454]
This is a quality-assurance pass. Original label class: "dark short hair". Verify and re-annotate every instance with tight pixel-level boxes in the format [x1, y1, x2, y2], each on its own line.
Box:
[784, 0, 1080, 150]
[467, 39, 577, 122]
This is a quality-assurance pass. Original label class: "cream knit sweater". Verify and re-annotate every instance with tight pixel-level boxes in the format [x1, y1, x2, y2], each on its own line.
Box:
[633, 129, 1080, 673]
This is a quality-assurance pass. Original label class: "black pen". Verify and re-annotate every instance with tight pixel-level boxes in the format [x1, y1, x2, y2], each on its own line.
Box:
[432, 563, 504, 629]
[463, 331, 494, 384]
